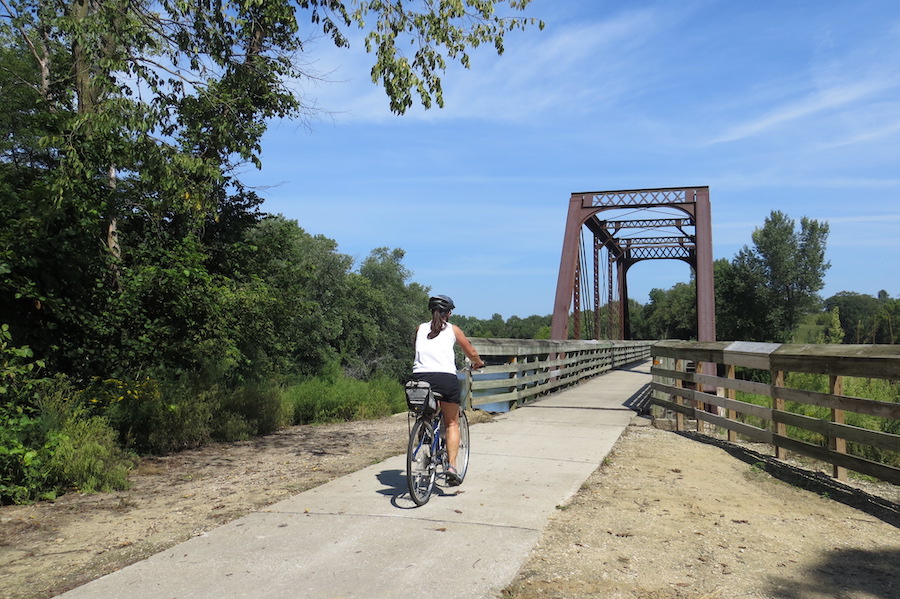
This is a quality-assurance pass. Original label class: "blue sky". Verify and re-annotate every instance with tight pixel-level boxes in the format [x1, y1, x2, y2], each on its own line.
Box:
[242, 0, 900, 320]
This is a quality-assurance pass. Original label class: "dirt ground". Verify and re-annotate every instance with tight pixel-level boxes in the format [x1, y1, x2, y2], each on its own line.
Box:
[502, 422, 900, 599]
[1, 412, 899, 599]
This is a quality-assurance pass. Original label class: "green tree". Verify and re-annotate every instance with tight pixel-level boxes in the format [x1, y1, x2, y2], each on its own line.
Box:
[452, 313, 551, 339]
[823, 291, 899, 344]
[511, 314, 552, 339]
[824, 292, 880, 344]
[877, 296, 899, 344]
[751, 211, 830, 340]
[714, 256, 774, 341]
[1, 0, 542, 378]
[718, 211, 830, 342]
[354, 247, 430, 379]
[237, 215, 356, 377]
[642, 283, 697, 340]
[821, 306, 845, 345]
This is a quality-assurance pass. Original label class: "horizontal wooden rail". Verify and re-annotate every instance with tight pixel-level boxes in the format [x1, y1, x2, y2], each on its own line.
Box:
[466, 339, 653, 411]
[651, 340, 900, 485]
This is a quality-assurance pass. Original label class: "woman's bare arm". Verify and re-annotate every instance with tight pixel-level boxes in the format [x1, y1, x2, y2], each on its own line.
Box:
[452, 325, 485, 369]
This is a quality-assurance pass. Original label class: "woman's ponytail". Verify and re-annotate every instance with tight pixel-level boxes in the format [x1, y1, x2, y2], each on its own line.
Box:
[427, 310, 447, 339]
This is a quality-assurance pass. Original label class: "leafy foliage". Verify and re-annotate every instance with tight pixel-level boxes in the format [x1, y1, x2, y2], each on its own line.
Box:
[721, 211, 830, 342]
[285, 362, 405, 424]
[1, 0, 544, 502]
[0, 403, 56, 503]
[642, 284, 698, 340]
[352, 0, 544, 113]
[49, 414, 133, 494]
[453, 312, 552, 339]
[640, 211, 830, 342]
[824, 291, 899, 344]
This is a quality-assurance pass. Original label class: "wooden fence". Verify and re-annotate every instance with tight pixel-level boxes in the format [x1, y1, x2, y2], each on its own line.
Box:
[465, 339, 652, 411]
[650, 340, 900, 485]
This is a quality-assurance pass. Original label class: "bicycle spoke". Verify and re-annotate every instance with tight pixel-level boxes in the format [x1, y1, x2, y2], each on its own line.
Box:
[406, 418, 436, 505]
[457, 409, 470, 482]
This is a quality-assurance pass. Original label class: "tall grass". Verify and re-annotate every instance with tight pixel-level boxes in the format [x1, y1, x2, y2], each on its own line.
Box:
[3, 362, 407, 503]
[216, 384, 292, 440]
[49, 414, 134, 494]
[733, 373, 899, 469]
[285, 373, 405, 425]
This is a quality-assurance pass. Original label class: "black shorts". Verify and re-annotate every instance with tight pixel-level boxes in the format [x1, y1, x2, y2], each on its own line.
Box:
[412, 372, 461, 404]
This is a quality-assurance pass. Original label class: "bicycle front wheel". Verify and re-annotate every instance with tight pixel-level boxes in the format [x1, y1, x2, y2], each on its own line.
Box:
[406, 417, 436, 506]
[456, 409, 470, 482]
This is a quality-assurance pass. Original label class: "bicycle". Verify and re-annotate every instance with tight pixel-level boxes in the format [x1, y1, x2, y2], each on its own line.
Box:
[404, 380, 470, 506]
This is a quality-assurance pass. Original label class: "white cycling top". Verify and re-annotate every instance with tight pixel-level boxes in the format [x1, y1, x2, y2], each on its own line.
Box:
[412, 322, 457, 375]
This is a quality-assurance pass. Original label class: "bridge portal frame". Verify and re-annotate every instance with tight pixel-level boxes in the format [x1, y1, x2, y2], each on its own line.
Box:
[550, 186, 715, 342]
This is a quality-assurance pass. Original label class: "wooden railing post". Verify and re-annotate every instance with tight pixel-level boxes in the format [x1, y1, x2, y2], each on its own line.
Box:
[726, 364, 737, 442]
[675, 358, 685, 432]
[830, 375, 847, 481]
[649, 339, 900, 485]
[509, 356, 519, 407]
[772, 369, 786, 460]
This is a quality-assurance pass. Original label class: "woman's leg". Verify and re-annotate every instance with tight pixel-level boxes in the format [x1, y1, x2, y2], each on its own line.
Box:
[440, 401, 460, 469]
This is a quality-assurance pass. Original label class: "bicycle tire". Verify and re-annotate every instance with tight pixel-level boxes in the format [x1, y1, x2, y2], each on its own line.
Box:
[456, 409, 470, 482]
[406, 417, 436, 506]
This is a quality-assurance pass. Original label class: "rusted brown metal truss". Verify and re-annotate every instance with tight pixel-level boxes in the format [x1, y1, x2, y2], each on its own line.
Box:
[551, 186, 716, 342]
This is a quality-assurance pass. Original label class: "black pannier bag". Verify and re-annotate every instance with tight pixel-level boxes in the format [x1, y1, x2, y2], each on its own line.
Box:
[405, 380, 437, 414]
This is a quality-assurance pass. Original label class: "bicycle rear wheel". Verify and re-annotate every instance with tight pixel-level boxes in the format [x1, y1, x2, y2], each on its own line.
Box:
[456, 409, 470, 482]
[406, 417, 436, 506]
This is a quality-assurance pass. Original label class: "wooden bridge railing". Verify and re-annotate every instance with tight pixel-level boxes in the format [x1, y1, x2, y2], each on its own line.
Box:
[465, 338, 652, 411]
[651, 340, 900, 485]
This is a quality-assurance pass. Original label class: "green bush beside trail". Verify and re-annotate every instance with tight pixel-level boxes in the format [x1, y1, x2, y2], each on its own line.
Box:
[2, 342, 407, 504]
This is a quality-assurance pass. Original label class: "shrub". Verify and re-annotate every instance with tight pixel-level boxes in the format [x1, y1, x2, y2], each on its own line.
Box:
[214, 412, 256, 442]
[216, 383, 291, 438]
[49, 414, 133, 494]
[78, 377, 217, 454]
[1, 377, 135, 503]
[146, 385, 216, 453]
[78, 377, 164, 452]
[0, 403, 57, 504]
[0, 325, 56, 503]
[285, 371, 405, 425]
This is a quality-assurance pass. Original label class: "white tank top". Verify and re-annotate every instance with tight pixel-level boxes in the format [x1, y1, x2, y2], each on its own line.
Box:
[413, 322, 457, 374]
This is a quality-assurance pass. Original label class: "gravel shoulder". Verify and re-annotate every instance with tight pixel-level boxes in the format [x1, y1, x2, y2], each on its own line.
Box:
[2, 412, 899, 599]
[502, 421, 900, 599]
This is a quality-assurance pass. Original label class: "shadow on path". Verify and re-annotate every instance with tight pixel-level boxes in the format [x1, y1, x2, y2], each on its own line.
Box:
[622, 383, 652, 414]
[376, 468, 406, 496]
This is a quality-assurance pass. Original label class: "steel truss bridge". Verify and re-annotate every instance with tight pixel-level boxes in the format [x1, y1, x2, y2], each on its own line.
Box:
[550, 186, 716, 342]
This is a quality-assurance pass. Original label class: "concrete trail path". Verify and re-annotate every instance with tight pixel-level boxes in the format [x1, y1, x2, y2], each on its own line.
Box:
[57, 362, 652, 599]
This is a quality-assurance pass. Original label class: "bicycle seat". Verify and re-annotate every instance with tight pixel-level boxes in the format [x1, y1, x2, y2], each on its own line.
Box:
[433, 391, 444, 401]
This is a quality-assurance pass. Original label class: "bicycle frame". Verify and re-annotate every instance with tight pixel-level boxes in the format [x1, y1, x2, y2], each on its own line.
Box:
[411, 413, 446, 470]
[405, 410, 448, 506]
[405, 383, 470, 506]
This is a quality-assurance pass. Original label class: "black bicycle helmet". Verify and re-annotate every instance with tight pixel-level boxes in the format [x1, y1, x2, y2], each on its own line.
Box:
[428, 295, 455, 313]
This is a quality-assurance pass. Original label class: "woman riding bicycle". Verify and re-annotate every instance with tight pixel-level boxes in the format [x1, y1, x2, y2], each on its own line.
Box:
[412, 295, 485, 486]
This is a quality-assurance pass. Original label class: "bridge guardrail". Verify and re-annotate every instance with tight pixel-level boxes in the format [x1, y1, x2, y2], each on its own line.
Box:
[466, 339, 652, 411]
[650, 340, 900, 485]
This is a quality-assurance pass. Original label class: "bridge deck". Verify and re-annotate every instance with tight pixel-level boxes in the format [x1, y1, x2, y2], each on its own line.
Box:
[58, 362, 652, 599]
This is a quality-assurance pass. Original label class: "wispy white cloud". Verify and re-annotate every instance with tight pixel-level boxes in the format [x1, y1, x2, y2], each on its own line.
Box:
[707, 78, 895, 145]
[705, 15, 900, 147]
[822, 214, 900, 224]
[255, 2, 900, 314]
[815, 119, 900, 149]
[299, 5, 688, 124]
